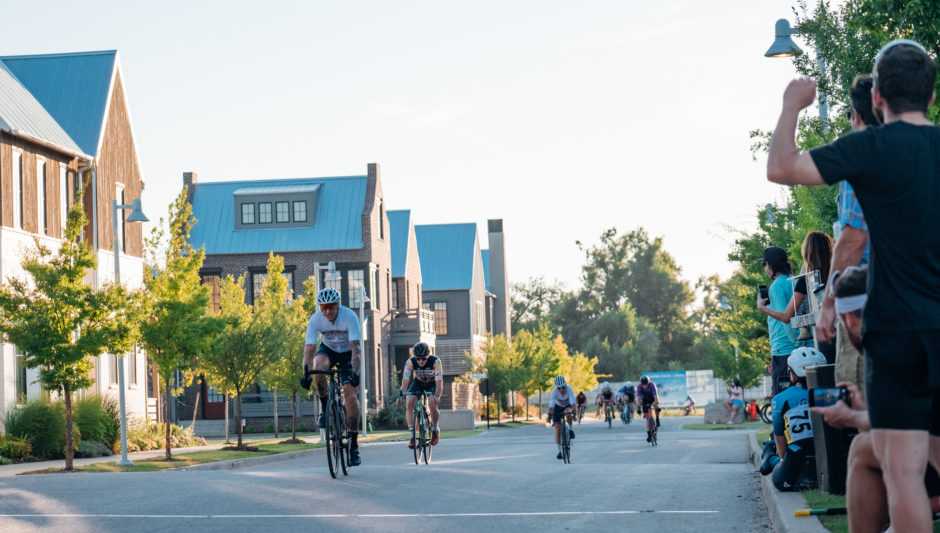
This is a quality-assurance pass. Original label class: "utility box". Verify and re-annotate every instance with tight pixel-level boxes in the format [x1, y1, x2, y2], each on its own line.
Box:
[807, 364, 852, 495]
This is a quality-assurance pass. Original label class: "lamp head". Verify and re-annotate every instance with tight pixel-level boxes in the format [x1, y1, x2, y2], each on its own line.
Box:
[765, 19, 803, 58]
[126, 198, 149, 223]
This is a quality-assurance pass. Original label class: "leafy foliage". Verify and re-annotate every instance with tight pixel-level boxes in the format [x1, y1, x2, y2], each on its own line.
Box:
[0, 435, 32, 462]
[4, 401, 79, 460]
[74, 395, 120, 452]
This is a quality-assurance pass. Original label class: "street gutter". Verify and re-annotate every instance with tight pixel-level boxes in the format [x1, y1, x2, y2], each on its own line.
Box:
[747, 432, 827, 533]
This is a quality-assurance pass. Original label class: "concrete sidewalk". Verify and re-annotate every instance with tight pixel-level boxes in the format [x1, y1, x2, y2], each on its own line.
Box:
[0, 432, 321, 477]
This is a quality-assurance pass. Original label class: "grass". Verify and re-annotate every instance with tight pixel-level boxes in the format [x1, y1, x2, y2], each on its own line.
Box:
[757, 429, 772, 444]
[802, 490, 940, 533]
[682, 421, 766, 431]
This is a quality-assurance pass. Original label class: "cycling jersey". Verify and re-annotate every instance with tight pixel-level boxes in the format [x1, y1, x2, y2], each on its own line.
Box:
[599, 390, 614, 402]
[404, 356, 442, 383]
[772, 385, 814, 452]
[305, 306, 362, 353]
[549, 385, 577, 409]
[576, 393, 587, 405]
[637, 383, 658, 405]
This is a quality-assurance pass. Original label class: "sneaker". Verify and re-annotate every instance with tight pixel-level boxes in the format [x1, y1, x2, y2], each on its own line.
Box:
[646, 432, 651, 443]
[349, 448, 361, 466]
[556, 452, 563, 460]
[569, 429, 575, 440]
[318, 412, 326, 429]
[407, 438, 416, 449]
[759, 454, 780, 476]
[431, 430, 440, 446]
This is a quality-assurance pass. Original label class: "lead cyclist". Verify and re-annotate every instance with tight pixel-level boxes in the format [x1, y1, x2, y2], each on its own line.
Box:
[300, 287, 363, 467]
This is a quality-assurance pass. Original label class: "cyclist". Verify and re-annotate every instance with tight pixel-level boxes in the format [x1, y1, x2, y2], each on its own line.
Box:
[760, 347, 826, 491]
[596, 382, 616, 418]
[300, 287, 363, 466]
[399, 341, 443, 448]
[575, 391, 588, 421]
[548, 375, 577, 460]
[617, 381, 636, 422]
[636, 376, 659, 442]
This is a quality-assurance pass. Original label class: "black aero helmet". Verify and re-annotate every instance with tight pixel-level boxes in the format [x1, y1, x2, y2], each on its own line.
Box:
[413, 342, 431, 358]
[640, 376, 650, 385]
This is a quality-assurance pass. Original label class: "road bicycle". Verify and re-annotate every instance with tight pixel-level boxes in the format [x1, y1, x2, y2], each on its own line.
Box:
[411, 390, 433, 465]
[559, 409, 574, 464]
[310, 368, 351, 479]
[576, 404, 586, 424]
[604, 403, 614, 428]
[642, 405, 658, 447]
[621, 402, 634, 425]
[759, 397, 773, 425]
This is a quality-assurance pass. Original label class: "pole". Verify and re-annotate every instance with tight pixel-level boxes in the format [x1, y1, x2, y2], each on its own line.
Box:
[485, 379, 490, 430]
[817, 50, 830, 129]
[359, 286, 368, 436]
[112, 201, 132, 467]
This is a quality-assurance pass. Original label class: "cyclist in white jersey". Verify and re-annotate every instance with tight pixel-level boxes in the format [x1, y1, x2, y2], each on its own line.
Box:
[301, 287, 363, 466]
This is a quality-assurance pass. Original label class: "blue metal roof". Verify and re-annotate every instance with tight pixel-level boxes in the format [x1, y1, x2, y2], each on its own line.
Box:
[388, 210, 411, 278]
[481, 249, 492, 292]
[190, 176, 367, 255]
[0, 62, 83, 155]
[0, 51, 116, 155]
[415, 223, 478, 291]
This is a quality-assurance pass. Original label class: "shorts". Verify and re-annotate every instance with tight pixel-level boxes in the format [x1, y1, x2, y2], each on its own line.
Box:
[730, 399, 744, 409]
[407, 380, 437, 397]
[772, 442, 815, 492]
[315, 345, 359, 387]
[771, 355, 791, 395]
[551, 404, 572, 425]
[864, 330, 940, 434]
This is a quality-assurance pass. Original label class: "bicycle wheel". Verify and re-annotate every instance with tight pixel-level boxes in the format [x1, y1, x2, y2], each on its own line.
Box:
[325, 402, 338, 479]
[411, 418, 420, 465]
[562, 422, 571, 464]
[760, 403, 773, 425]
[421, 408, 432, 464]
[335, 400, 348, 476]
[606, 408, 612, 428]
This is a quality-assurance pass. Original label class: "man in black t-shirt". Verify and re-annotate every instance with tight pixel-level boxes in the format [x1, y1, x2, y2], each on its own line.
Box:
[766, 40, 940, 532]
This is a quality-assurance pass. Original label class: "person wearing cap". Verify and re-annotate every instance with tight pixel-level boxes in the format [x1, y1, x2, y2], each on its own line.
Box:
[767, 39, 940, 531]
[757, 246, 799, 395]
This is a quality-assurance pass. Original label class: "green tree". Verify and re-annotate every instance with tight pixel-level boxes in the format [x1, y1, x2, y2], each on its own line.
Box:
[513, 325, 560, 417]
[139, 188, 221, 459]
[202, 275, 269, 449]
[0, 195, 137, 470]
[480, 335, 515, 421]
[511, 277, 563, 334]
[552, 336, 599, 394]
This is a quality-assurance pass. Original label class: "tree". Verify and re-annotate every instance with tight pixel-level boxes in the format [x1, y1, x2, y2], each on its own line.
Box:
[480, 335, 515, 422]
[202, 275, 270, 449]
[513, 325, 559, 417]
[511, 278, 563, 334]
[259, 254, 311, 443]
[139, 188, 221, 459]
[0, 195, 137, 470]
[552, 336, 599, 394]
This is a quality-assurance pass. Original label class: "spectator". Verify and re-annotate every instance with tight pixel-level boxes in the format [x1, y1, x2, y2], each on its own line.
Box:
[813, 266, 940, 533]
[724, 379, 744, 423]
[756, 246, 798, 394]
[767, 40, 940, 532]
[814, 74, 878, 390]
[759, 232, 834, 356]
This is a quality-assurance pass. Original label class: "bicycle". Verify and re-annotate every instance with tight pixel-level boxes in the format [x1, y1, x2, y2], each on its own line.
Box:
[604, 403, 614, 428]
[310, 368, 351, 479]
[411, 390, 433, 465]
[642, 404, 658, 447]
[759, 397, 773, 425]
[576, 404, 586, 424]
[621, 402, 633, 425]
[559, 408, 574, 464]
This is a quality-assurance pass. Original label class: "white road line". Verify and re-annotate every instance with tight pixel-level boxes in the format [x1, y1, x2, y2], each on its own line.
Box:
[0, 510, 720, 519]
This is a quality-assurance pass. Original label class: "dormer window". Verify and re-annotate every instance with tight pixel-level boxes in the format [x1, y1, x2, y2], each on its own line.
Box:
[275, 201, 290, 223]
[293, 201, 307, 222]
[233, 184, 320, 230]
[258, 202, 273, 224]
[241, 203, 256, 224]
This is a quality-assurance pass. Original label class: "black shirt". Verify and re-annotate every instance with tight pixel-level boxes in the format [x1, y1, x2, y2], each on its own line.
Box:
[810, 122, 940, 332]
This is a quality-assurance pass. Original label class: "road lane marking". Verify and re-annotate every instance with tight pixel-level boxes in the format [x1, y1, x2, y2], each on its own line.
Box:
[0, 510, 719, 519]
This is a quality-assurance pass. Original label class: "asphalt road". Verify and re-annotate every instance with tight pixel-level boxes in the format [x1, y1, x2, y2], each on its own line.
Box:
[0, 416, 770, 533]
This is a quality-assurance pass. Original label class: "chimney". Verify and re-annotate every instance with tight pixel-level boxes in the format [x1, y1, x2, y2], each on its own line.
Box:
[183, 171, 198, 203]
[368, 162, 379, 180]
[487, 219, 511, 339]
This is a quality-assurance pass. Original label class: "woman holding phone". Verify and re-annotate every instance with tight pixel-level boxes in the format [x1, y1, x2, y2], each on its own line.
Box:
[756, 246, 798, 395]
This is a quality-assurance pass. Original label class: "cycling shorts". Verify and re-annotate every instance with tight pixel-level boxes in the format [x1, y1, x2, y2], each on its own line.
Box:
[315, 345, 359, 387]
[551, 404, 572, 424]
[407, 379, 437, 397]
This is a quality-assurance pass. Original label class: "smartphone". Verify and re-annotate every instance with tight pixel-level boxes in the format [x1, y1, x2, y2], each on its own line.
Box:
[758, 285, 769, 301]
[808, 387, 849, 408]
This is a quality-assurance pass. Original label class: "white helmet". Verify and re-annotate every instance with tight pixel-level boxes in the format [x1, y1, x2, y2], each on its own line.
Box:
[787, 347, 827, 378]
[625, 381, 633, 387]
[554, 375, 567, 388]
[601, 382, 611, 391]
[316, 287, 341, 305]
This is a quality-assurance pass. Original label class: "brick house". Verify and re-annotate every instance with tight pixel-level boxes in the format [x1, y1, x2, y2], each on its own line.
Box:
[0, 51, 150, 428]
[183, 163, 393, 428]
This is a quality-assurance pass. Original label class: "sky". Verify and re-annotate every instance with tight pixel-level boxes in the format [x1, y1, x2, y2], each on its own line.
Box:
[0, 0, 812, 290]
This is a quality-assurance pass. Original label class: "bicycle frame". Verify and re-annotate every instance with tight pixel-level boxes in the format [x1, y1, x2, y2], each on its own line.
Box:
[411, 391, 432, 464]
[310, 368, 350, 478]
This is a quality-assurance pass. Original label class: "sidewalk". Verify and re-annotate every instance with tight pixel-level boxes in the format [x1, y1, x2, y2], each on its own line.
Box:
[0, 432, 321, 477]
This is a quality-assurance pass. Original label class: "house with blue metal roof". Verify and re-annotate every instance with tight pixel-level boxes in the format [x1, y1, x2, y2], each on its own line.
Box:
[0, 50, 152, 429]
[387, 210, 435, 378]
[182, 163, 394, 429]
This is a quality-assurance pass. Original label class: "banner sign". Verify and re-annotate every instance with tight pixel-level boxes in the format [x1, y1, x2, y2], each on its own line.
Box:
[643, 371, 688, 407]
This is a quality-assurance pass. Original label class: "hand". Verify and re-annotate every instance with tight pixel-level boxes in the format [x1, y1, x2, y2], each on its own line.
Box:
[811, 400, 867, 430]
[756, 292, 769, 312]
[839, 382, 866, 411]
[815, 296, 837, 343]
[352, 354, 361, 372]
[783, 78, 817, 111]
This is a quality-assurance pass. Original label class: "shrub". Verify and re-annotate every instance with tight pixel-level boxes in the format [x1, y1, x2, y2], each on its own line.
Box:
[373, 400, 406, 430]
[127, 421, 207, 452]
[74, 396, 120, 452]
[0, 435, 32, 462]
[0, 456, 11, 465]
[75, 440, 113, 458]
[4, 401, 80, 459]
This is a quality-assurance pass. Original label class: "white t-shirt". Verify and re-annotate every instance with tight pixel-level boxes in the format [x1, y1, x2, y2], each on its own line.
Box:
[305, 306, 362, 353]
[549, 385, 577, 409]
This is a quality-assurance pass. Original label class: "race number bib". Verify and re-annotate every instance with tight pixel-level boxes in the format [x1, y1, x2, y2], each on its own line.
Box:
[783, 403, 814, 445]
[321, 330, 351, 353]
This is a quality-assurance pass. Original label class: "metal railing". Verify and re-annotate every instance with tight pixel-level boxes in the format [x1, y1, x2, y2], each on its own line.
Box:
[391, 309, 436, 335]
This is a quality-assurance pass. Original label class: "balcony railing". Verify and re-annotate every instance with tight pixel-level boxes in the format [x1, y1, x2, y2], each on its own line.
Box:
[391, 309, 436, 335]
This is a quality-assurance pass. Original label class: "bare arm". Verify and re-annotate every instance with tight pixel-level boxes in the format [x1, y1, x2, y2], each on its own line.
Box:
[350, 340, 362, 372]
[775, 434, 788, 458]
[400, 359, 413, 392]
[767, 79, 826, 186]
[816, 227, 869, 342]
[760, 293, 803, 324]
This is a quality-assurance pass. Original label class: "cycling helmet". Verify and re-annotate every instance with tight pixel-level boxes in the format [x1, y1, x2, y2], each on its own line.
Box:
[601, 382, 611, 391]
[787, 347, 827, 378]
[640, 376, 649, 385]
[316, 287, 341, 305]
[625, 381, 633, 387]
[554, 376, 567, 388]
[412, 342, 431, 358]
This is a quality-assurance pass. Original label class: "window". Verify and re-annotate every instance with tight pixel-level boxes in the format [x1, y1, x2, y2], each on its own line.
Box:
[240, 203, 256, 224]
[275, 201, 290, 223]
[374, 269, 381, 310]
[379, 200, 385, 239]
[207, 387, 224, 403]
[252, 272, 267, 304]
[476, 301, 485, 334]
[324, 271, 342, 294]
[258, 202, 273, 224]
[348, 270, 365, 309]
[15, 349, 27, 404]
[128, 347, 138, 386]
[116, 184, 126, 253]
[284, 271, 295, 299]
[110, 354, 119, 386]
[425, 302, 448, 335]
[293, 201, 307, 222]
[391, 281, 399, 310]
[37, 159, 47, 235]
[12, 150, 22, 229]
[202, 275, 221, 312]
[59, 166, 68, 233]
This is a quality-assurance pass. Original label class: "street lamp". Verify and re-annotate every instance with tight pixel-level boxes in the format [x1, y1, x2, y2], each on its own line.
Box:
[113, 196, 148, 467]
[358, 285, 370, 436]
[766, 18, 830, 128]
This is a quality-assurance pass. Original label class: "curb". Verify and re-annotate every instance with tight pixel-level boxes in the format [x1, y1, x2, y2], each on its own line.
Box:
[179, 448, 320, 472]
[748, 432, 828, 533]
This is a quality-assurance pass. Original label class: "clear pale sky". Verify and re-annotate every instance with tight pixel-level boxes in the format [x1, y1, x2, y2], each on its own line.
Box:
[0, 1, 810, 289]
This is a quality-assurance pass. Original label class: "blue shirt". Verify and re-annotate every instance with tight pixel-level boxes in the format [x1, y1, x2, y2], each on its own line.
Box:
[767, 274, 797, 356]
[771, 385, 814, 452]
[837, 181, 870, 265]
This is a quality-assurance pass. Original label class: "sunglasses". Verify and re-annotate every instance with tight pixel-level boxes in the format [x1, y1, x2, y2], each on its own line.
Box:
[415, 355, 429, 360]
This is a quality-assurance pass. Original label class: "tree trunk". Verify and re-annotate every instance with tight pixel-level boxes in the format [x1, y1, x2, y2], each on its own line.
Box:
[511, 391, 516, 423]
[224, 394, 230, 444]
[526, 395, 530, 420]
[236, 389, 243, 449]
[191, 378, 201, 431]
[273, 387, 279, 438]
[291, 391, 297, 441]
[164, 382, 173, 460]
[63, 385, 74, 471]
[538, 389, 543, 418]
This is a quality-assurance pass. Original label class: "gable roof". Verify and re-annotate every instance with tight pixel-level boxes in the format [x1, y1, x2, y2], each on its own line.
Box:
[415, 223, 479, 291]
[388, 210, 412, 278]
[0, 50, 117, 155]
[481, 249, 492, 292]
[190, 176, 367, 255]
[0, 62, 83, 155]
